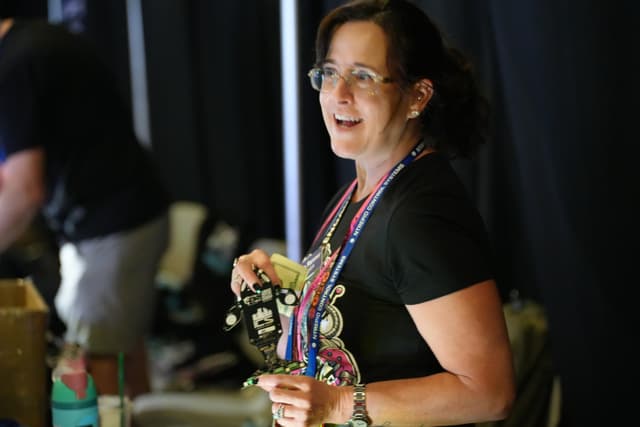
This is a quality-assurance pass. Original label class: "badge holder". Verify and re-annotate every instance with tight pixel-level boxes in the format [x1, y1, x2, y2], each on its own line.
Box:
[223, 268, 305, 387]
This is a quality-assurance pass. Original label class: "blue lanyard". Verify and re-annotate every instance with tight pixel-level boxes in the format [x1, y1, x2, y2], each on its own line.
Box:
[302, 140, 425, 377]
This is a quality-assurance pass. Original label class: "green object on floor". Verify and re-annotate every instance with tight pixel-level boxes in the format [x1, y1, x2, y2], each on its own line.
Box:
[51, 371, 99, 427]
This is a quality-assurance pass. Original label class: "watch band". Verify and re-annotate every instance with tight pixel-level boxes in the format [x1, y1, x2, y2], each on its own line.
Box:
[349, 384, 371, 426]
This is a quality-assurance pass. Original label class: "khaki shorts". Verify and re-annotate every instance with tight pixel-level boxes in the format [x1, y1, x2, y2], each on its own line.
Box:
[55, 213, 169, 354]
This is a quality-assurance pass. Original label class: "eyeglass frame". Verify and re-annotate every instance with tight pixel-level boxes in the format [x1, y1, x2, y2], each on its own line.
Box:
[307, 64, 394, 95]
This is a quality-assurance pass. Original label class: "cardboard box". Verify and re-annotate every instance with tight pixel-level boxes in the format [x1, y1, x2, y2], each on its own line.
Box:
[0, 278, 49, 427]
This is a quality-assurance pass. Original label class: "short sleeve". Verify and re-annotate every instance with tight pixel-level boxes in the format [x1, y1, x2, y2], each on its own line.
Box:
[387, 191, 493, 305]
[0, 52, 43, 155]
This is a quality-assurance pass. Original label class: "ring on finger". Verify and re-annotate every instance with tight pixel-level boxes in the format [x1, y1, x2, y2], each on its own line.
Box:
[232, 257, 239, 268]
[273, 404, 285, 420]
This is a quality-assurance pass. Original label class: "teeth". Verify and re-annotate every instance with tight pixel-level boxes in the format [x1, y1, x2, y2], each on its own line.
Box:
[334, 113, 362, 123]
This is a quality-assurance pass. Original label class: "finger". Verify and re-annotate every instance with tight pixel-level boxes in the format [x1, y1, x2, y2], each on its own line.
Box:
[258, 373, 310, 391]
[257, 377, 302, 407]
[229, 265, 243, 297]
[234, 250, 280, 292]
[231, 254, 261, 292]
[271, 403, 303, 426]
[262, 264, 281, 285]
[246, 249, 281, 286]
[254, 374, 283, 392]
[271, 402, 285, 418]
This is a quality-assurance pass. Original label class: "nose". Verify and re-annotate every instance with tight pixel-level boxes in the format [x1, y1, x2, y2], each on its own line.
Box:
[330, 74, 354, 102]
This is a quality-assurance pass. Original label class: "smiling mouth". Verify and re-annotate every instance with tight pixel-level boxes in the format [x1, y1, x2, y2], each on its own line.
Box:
[334, 113, 363, 127]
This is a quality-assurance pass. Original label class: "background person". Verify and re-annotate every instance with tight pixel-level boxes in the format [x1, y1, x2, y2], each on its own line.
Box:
[0, 1, 170, 398]
[230, 0, 515, 426]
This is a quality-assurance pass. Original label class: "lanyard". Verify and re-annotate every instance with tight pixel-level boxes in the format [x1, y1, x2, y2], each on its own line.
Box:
[295, 139, 425, 377]
[284, 182, 355, 363]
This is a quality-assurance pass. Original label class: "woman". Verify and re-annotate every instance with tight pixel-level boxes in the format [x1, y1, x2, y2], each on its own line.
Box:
[230, 1, 515, 425]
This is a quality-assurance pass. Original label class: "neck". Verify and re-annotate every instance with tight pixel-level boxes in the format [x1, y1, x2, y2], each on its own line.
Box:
[352, 137, 432, 202]
[0, 19, 14, 39]
[353, 164, 382, 202]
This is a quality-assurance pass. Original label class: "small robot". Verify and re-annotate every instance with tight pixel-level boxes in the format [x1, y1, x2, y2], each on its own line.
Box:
[223, 268, 305, 387]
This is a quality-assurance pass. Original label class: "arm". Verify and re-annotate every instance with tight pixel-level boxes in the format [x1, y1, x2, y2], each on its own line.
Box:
[258, 279, 515, 426]
[363, 279, 515, 425]
[0, 148, 46, 251]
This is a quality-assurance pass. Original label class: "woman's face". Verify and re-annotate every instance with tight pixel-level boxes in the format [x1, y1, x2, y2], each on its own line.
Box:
[319, 21, 418, 163]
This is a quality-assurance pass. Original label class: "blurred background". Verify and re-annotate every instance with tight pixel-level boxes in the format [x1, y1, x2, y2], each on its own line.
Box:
[1, 1, 637, 426]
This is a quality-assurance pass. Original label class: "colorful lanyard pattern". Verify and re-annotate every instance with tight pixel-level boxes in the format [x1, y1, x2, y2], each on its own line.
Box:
[287, 140, 425, 377]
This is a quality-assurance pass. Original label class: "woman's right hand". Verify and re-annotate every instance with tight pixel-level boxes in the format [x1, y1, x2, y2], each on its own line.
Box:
[230, 249, 290, 359]
[230, 249, 281, 297]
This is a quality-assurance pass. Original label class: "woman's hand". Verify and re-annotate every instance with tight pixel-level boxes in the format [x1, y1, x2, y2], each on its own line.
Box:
[230, 249, 280, 296]
[229, 249, 293, 359]
[256, 374, 350, 427]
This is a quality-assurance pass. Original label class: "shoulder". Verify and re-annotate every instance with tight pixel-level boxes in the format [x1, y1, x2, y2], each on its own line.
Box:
[383, 151, 491, 268]
[383, 152, 476, 222]
[2, 20, 59, 53]
[1, 20, 87, 67]
[1, 22, 51, 77]
[382, 153, 493, 302]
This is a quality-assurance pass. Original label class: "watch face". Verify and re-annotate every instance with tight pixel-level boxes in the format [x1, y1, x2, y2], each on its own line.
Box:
[350, 420, 369, 427]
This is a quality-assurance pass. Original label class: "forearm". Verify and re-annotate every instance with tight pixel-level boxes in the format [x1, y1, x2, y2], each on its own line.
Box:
[371, 373, 510, 426]
[333, 371, 513, 427]
[0, 148, 46, 252]
[0, 194, 40, 251]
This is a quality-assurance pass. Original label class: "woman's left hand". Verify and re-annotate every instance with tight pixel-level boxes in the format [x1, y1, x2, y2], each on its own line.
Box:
[256, 374, 349, 426]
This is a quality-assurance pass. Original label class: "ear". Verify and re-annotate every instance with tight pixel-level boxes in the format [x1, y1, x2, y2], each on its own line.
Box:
[406, 78, 434, 120]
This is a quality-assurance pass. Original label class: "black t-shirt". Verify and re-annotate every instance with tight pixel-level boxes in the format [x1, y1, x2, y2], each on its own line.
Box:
[0, 20, 169, 242]
[296, 152, 490, 426]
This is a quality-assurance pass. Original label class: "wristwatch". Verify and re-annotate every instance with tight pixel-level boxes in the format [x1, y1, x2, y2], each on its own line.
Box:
[348, 384, 371, 427]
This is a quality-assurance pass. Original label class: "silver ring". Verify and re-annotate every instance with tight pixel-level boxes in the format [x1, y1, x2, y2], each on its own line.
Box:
[232, 257, 239, 268]
[273, 404, 285, 420]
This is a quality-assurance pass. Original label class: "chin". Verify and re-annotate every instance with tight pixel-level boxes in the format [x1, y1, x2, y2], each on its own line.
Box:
[330, 139, 359, 160]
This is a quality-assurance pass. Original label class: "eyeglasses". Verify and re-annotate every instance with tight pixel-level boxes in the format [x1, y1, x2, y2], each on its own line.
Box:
[307, 65, 394, 95]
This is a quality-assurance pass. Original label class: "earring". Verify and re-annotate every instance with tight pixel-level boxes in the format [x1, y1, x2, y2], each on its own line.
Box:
[408, 110, 420, 119]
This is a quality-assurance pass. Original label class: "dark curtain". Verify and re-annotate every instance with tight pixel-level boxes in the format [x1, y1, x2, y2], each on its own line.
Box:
[485, 2, 636, 424]
[142, 0, 284, 245]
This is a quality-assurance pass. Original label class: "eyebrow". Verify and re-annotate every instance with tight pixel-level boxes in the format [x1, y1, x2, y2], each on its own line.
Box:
[320, 59, 383, 73]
